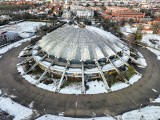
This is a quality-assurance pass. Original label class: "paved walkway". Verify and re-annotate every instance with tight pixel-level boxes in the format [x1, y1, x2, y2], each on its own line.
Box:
[0, 42, 160, 118]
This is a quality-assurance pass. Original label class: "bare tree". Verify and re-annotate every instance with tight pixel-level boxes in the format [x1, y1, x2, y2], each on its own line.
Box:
[128, 34, 136, 45]
[153, 22, 160, 34]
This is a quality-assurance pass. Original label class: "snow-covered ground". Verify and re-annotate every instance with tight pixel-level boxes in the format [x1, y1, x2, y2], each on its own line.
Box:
[142, 34, 160, 47]
[0, 21, 45, 58]
[86, 80, 107, 94]
[136, 52, 147, 67]
[60, 82, 81, 94]
[147, 47, 160, 60]
[36, 106, 160, 120]
[120, 25, 137, 36]
[0, 91, 34, 120]
[141, 34, 160, 60]
[0, 21, 46, 38]
[152, 90, 160, 103]
[121, 106, 160, 120]
[0, 22, 43, 56]
[0, 36, 36, 55]
[1, 21, 46, 33]
[36, 115, 117, 120]
[153, 97, 160, 103]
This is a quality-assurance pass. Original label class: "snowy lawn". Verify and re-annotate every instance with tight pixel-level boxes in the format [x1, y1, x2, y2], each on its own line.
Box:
[60, 83, 82, 94]
[18, 50, 26, 57]
[147, 47, 160, 60]
[141, 34, 160, 60]
[136, 52, 147, 67]
[86, 80, 108, 94]
[152, 90, 160, 103]
[111, 82, 129, 91]
[0, 36, 36, 55]
[0, 96, 33, 120]
[153, 97, 160, 103]
[121, 106, 160, 120]
[141, 34, 160, 47]
[36, 106, 160, 120]
[1, 21, 46, 34]
[36, 115, 117, 120]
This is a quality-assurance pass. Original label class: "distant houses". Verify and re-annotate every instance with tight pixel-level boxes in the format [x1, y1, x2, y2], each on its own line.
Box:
[102, 6, 146, 22]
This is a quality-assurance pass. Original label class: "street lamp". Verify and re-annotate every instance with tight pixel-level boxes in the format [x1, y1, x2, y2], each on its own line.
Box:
[44, 109, 46, 116]
[139, 104, 142, 112]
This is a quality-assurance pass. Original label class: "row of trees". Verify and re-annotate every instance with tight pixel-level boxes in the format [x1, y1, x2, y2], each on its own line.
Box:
[0, 4, 30, 11]
[101, 19, 123, 38]
[153, 22, 160, 34]
[0, 18, 9, 26]
[101, 18, 160, 44]
[4, 12, 58, 21]
[140, 9, 155, 18]
[126, 22, 160, 45]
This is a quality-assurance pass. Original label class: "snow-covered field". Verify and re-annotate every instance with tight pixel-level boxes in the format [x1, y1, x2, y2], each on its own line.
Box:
[153, 94, 160, 103]
[136, 52, 147, 67]
[36, 106, 160, 120]
[36, 115, 117, 120]
[0, 90, 34, 120]
[0, 21, 46, 33]
[121, 106, 160, 120]
[0, 21, 46, 38]
[147, 47, 160, 60]
[0, 22, 46, 56]
[0, 36, 36, 55]
[141, 34, 160, 60]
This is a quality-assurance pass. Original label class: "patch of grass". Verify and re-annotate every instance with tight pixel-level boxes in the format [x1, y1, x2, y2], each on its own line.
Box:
[32, 65, 43, 75]
[125, 66, 136, 79]
[43, 79, 53, 85]
[105, 70, 124, 87]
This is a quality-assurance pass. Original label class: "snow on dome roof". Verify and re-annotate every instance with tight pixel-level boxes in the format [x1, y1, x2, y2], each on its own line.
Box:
[37, 25, 125, 61]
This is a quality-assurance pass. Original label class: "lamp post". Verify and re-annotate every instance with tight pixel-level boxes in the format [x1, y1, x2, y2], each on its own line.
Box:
[44, 109, 46, 116]
[139, 104, 142, 112]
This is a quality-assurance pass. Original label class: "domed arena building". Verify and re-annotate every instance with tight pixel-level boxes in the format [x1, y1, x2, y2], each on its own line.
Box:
[19, 25, 145, 94]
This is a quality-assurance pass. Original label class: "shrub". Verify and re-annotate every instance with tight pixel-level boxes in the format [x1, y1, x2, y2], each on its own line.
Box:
[126, 66, 136, 79]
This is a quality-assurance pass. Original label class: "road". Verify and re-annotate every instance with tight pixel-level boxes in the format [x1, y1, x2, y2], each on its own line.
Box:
[0, 41, 160, 118]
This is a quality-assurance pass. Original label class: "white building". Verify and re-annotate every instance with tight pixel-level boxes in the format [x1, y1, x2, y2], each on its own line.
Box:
[76, 10, 94, 18]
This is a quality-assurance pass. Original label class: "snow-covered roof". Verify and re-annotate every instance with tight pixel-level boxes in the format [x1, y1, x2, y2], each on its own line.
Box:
[120, 25, 137, 34]
[38, 25, 126, 61]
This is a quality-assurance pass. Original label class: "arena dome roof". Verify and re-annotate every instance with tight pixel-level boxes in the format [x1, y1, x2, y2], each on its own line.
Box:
[19, 25, 147, 94]
[37, 25, 126, 61]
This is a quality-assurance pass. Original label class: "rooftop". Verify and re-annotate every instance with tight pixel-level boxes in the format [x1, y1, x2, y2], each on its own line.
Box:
[37, 25, 126, 62]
